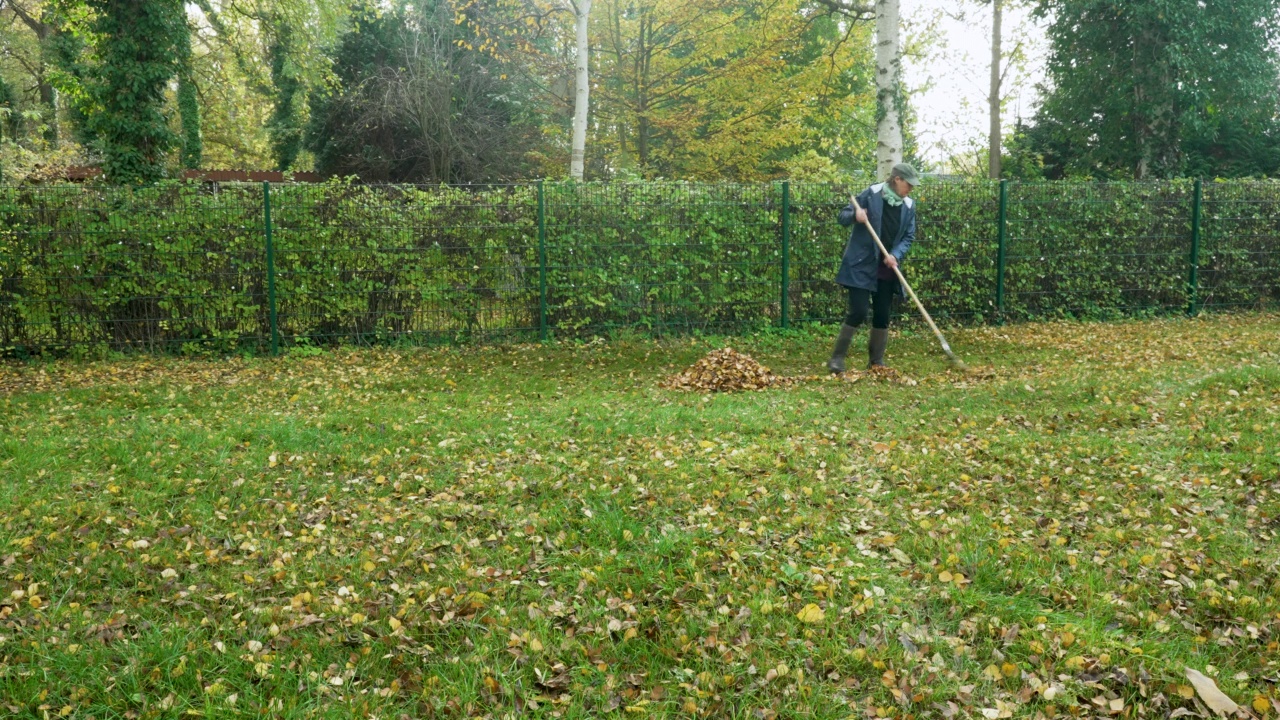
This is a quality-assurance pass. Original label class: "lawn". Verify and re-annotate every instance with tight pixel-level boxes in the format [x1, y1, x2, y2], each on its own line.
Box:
[1, 314, 1278, 719]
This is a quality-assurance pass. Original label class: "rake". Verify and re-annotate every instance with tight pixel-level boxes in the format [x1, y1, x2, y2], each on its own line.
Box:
[851, 195, 969, 371]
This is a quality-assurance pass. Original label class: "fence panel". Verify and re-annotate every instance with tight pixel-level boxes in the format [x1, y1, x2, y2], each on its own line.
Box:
[269, 183, 539, 346]
[787, 182, 856, 325]
[1199, 182, 1280, 312]
[544, 183, 779, 337]
[1003, 181, 1193, 320]
[0, 183, 265, 355]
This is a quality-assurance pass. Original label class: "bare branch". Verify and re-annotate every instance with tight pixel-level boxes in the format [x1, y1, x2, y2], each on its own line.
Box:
[806, 0, 874, 21]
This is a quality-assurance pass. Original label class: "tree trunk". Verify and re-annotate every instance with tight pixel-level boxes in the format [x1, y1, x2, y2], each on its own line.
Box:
[988, 0, 1002, 179]
[569, 0, 591, 180]
[875, 0, 902, 180]
[8, 2, 60, 145]
[38, 81, 58, 145]
[178, 73, 202, 169]
[635, 14, 650, 170]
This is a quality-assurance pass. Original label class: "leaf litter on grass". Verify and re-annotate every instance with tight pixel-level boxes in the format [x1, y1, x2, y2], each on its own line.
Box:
[2, 313, 1279, 719]
[662, 347, 925, 391]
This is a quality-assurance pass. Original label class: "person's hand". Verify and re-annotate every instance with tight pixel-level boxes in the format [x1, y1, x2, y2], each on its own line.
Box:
[883, 254, 899, 271]
[855, 208, 868, 224]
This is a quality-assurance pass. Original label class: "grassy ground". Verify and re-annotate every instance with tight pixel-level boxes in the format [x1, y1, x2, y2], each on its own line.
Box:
[1, 314, 1279, 720]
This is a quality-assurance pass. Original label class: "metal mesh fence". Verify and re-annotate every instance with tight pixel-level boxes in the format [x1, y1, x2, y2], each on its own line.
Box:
[1200, 182, 1280, 311]
[1, 178, 1277, 356]
[0, 183, 265, 355]
[269, 183, 539, 346]
[1003, 181, 1194, 319]
[544, 183, 780, 336]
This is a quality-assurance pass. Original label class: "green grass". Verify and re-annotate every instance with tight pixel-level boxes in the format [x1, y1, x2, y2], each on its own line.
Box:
[1, 314, 1279, 719]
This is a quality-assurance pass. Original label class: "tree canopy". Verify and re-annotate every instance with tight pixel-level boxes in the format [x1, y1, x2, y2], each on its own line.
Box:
[1027, 0, 1280, 179]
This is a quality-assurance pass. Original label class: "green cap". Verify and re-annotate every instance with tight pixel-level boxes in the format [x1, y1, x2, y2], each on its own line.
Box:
[891, 163, 921, 186]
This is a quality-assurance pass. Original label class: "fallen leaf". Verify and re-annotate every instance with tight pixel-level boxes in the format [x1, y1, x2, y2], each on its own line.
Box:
[1185, 668, 1239, 716]
[796, 604, 825, 624]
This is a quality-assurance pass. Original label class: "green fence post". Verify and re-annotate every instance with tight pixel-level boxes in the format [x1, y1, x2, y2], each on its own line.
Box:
[780, 181, 791, 329]
[995, 179, 1009, 322]
[537, 179, 548, 342]
[263, 181, 280, 355]
[1187, 177, 1203, 316]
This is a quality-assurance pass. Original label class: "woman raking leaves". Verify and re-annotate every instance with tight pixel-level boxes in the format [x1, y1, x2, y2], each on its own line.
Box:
[827, 163, 920, 373]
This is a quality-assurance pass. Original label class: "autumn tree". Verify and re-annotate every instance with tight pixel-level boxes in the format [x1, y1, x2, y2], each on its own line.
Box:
[0, 0, 61, 145]
[589, 0, 878, 180]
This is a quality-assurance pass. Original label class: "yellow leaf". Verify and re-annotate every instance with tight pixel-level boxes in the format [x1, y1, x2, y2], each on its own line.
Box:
[1001, 663, 1018, 678]
[796, 604, 825, 624]
[1060, 631, 1075, 647]
[624, 627, 638, 640]
[1253, 697, 1271, 715]
[938, 571, 953, 583]
[363, 561, 376, 572]
[388, 617, 402, 632]
[1176, 685, 1196, 699]
[349, 613, 366, 625]
[529, 637, 543, 652]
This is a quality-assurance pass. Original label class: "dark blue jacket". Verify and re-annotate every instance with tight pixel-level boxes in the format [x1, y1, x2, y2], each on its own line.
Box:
[835, 183, 916, 292]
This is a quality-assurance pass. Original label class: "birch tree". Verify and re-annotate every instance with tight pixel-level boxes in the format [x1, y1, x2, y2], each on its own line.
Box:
[567, 0, 589, 179]
[874, 0, 901, 180]
[987, 0, 1000, 178]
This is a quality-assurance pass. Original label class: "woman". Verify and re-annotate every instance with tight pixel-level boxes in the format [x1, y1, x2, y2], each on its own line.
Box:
[827, 163, 919, 373]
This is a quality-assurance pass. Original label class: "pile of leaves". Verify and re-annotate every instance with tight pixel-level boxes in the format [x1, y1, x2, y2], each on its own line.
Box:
[662, 347, 800, 392]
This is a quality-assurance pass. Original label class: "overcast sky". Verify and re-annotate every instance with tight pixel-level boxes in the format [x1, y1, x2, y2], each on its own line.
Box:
[899, 0, 1050, 170]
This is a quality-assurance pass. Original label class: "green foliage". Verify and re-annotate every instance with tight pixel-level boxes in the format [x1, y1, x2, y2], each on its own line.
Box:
[1031, 0, 1280, 179]
[0, 182, 266, 353]
[177, 74, 201, 169]
[177, 20, 202, 170]
[0, 77, 20, 142]
[50, 0, 192, 182]
[177, 73, 202, 169]
[0, 179, 1277, 355]
[266, 20, 303, 171]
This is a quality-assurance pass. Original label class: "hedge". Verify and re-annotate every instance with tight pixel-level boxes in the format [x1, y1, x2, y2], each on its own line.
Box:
[0, 178, 1276, 355]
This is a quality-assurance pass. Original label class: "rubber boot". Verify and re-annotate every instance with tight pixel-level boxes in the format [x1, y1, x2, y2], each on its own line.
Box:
[868, 328, 889, 368]
[827, 324, 857, 374]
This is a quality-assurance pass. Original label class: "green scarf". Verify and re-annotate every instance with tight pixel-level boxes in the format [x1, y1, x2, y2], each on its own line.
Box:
[882, 184, 904, 207]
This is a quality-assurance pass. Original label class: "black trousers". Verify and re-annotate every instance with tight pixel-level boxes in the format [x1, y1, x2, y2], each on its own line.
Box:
[844, 280, 897, 329]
